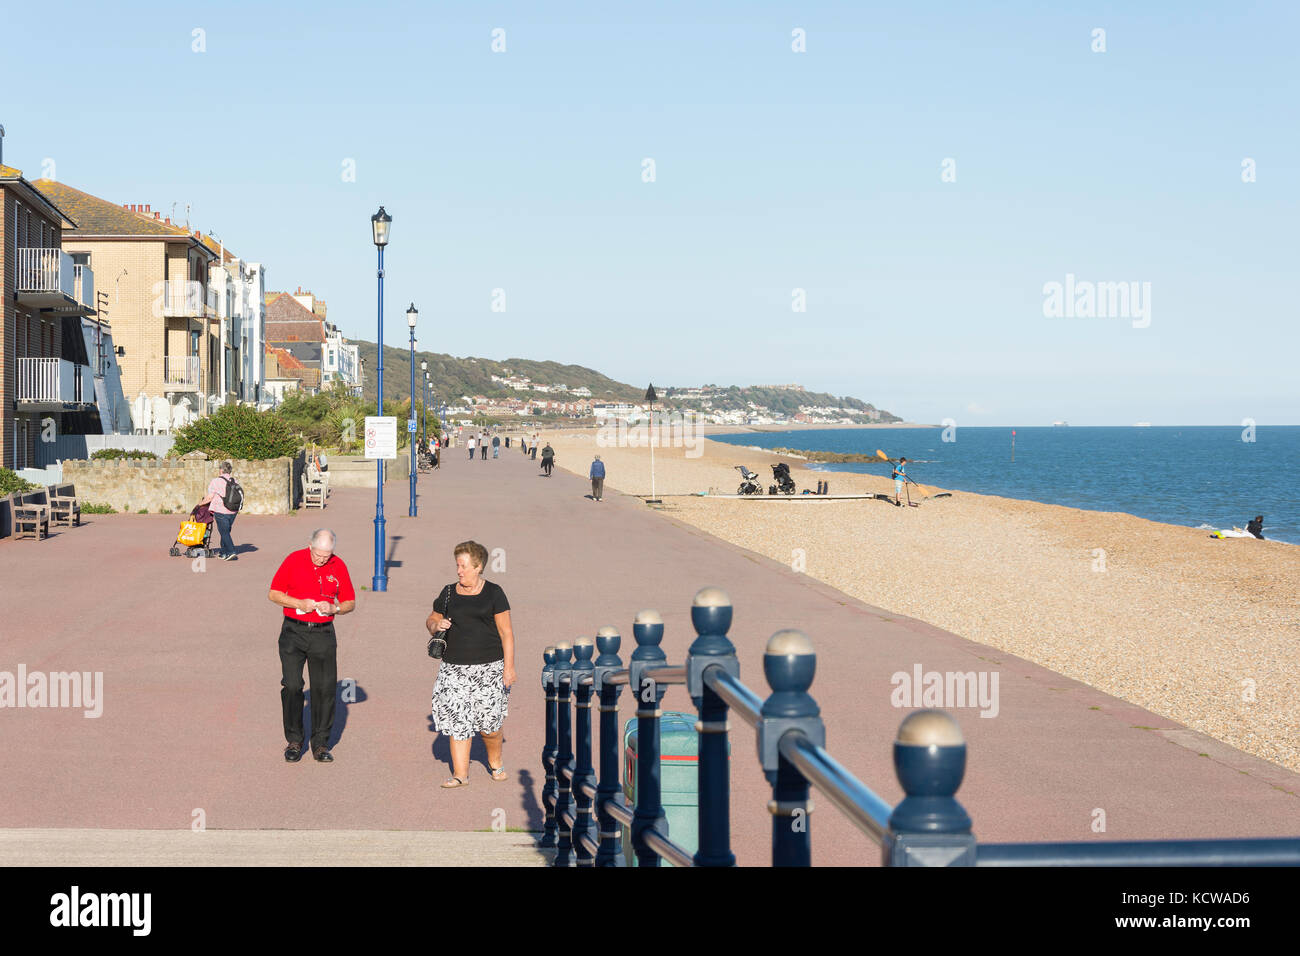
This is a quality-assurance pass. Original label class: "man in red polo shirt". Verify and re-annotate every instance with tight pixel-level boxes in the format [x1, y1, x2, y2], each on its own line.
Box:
[268, 529, 356, 763]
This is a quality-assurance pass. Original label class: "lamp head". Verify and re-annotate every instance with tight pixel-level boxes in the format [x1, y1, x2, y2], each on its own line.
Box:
[371, 206, 391, 247]
[407, 303, 418, 328]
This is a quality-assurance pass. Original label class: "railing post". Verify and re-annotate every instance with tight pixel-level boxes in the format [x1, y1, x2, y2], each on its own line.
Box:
[539, 646, 557, 848]
[552, 642, 575, 867]
[884, 710, 976, 866]
[628, 609, 668, 867]
[592, 626, 624, 866]
[686, 587, 739, 867]
[571, 636, 596, 866]
[758, 630, 824, 866]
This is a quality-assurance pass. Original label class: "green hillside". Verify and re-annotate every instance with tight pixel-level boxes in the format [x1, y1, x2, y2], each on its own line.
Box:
[352, 341, 899, 422]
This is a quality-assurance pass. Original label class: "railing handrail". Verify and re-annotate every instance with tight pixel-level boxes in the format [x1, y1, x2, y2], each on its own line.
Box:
[541, 590, 1300, 868]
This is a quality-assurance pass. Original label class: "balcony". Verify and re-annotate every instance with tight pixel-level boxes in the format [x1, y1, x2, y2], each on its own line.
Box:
[164, 356, 201, 391]
[159, 280, 218, 319]
[15, 249, 97, 315]
[16, 357, 93, 408]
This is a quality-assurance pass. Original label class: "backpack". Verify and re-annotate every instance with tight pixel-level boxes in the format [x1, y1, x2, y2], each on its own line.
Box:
[221, 475, 244, 513]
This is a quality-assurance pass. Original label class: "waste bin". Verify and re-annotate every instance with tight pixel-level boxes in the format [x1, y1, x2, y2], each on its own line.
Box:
[622, 712, 728, 867]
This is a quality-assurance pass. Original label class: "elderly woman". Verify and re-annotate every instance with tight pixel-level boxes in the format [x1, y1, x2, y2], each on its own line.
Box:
[426, 540, 517, 788]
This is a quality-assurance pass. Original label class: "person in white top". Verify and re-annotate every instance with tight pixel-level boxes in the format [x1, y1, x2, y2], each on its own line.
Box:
[198, 460, 239, 560]
[467, 436, 476, 461]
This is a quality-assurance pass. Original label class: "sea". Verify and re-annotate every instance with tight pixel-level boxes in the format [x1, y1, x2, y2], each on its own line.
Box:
[710, 426, 1300, 546]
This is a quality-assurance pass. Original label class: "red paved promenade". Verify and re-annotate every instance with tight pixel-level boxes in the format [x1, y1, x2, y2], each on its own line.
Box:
[2, 445, 1297, 865]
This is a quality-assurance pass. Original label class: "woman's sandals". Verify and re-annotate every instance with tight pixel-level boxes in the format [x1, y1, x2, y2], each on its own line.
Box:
[441, 776, 469, 789]
[487, 765, 507, 782]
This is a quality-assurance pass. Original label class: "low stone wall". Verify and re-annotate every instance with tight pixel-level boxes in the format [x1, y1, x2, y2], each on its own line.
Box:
[322, 456, 410, 489]
[61, 458, 294, 515]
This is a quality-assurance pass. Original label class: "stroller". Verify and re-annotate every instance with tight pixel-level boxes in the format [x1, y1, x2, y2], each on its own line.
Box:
[169, 503, 216, 558]
[769, 462, 796, 495]
[735, 465, 763, 495]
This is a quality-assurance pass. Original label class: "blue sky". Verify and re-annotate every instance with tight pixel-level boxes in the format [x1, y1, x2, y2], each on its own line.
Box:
[4, 1, 1296, 424]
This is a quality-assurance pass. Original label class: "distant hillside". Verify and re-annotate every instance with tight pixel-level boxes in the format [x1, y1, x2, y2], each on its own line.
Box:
[352, 341, 899, 422]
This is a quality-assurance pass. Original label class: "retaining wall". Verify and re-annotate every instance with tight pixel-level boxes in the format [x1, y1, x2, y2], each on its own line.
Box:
[60, 457, 294, 515]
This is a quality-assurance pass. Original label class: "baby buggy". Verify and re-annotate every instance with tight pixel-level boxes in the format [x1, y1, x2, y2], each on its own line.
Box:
[169, 503, 216, 558]
[769, 462, 796, 495]
[735, 465, 763, 495]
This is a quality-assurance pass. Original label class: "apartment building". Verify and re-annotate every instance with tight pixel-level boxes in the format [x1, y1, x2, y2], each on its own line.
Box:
[1, 164, 100, 469]
[203, 234, 266, 404]
[285, 287, 358, 392]
[35, 180, 223, 422]
[264, 292, 326, 395]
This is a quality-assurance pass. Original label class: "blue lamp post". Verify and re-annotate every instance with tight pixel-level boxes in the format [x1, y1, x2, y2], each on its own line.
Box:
[371, 206, 391, 592]
[421, 362, 429, 451]
[407, 305, 418, 517]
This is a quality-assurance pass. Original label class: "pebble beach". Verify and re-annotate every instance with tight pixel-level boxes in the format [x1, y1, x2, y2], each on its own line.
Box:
[542, 426, 1300, 773]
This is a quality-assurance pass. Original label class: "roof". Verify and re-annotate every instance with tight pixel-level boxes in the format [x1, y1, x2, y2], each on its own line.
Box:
[1, 167, 77, 227]
[265, 292, 327, 342]
[268, 346, 305, 370]
[199, 232, 237, 263]
[33, 180, 214, 253]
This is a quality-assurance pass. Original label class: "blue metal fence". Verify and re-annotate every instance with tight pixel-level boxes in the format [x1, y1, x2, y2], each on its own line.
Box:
[539, 587, 1300, 867]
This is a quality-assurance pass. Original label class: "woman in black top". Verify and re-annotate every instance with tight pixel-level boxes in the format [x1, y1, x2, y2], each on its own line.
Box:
[425, 540, 517, 788]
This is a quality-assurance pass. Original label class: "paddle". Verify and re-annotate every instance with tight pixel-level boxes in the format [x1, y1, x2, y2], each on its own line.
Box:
[877, 449, 936, 499]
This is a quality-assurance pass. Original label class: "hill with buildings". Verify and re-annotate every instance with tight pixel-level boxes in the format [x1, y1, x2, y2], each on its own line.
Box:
[353, 341, 901, 425]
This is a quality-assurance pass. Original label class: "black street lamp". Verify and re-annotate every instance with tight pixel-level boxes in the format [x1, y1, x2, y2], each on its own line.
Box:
[370, 205, 391, 592]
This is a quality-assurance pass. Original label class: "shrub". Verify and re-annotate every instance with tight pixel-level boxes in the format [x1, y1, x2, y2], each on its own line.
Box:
[171, 404, 300, 460]
[0, 468, 38, 496]
[91, 448, 158, 460]
[81, 503, 117, 514]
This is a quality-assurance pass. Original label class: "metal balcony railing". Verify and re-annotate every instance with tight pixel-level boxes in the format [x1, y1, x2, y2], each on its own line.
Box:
[16, 248, 74, 296]
[164, 356, 200, 389]
[160, 280, 218, 318]
[540, 588, 1300, 867]
[16, 357, 85, 404]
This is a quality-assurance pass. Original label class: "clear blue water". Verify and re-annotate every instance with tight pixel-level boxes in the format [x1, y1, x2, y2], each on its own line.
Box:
[711, 426, 1300, 545]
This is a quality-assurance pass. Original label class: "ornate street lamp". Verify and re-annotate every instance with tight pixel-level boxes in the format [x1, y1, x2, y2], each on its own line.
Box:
[370, 205, 391, 591]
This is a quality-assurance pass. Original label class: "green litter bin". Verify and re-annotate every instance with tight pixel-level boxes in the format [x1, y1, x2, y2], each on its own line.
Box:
[622, 712, 729, 867]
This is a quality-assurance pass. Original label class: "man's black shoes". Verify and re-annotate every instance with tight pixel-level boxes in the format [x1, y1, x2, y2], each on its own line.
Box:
[312, 748, 334, 763]
[284, 743, 304, 762]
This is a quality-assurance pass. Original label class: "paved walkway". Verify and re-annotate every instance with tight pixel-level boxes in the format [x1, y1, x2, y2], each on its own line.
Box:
[2, 443, 1297, 866]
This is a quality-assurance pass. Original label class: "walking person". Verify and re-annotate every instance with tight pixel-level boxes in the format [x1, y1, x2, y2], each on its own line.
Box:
[426, 540, 517, 788]
[589, 454, 605, 501]
[467, 435, 475, 460]
[492, 434, 500, 459]
[268, 529, 356, 763]
[892, 456, 909, 507]
[480, 433, 488, 459]
[198, 460, 243, 561]
[541, 442, 555, 477]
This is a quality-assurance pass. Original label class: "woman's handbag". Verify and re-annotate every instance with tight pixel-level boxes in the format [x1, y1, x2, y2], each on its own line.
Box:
[427, 584, 453, 660]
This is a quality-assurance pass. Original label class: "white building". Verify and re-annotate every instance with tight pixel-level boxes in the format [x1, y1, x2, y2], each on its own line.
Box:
[208, 248, 266, 405]
[322, 323, 359, 390]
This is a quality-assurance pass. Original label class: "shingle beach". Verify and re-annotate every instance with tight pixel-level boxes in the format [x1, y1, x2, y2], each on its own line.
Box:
[544, 426, 1300, 773]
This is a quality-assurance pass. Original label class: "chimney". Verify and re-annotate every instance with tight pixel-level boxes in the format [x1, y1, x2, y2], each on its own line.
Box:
[165, 218, 171, 225]
[145, 205, 151, 213]
[154, 212, 161, 219]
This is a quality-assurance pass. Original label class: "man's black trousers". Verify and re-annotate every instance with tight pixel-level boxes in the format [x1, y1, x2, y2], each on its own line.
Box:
[278, 618, 337, 751]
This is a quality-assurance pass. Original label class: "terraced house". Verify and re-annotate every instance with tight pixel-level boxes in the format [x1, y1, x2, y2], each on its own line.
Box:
[1, 164, 99, 469]
[34, 180, 227, 423]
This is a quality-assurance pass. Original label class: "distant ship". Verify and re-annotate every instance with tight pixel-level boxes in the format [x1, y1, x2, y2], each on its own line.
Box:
[1134, 422, 1151, 427]
[1052, 421, 1068, 427]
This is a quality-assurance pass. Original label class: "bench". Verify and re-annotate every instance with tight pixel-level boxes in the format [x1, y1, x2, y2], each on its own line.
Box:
[14, 490, 50, 540]
[302, 471, 326, 509]
[48, 483, 81, 529]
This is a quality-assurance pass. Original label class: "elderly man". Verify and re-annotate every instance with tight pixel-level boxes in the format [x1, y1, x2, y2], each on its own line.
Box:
[268, 529, 357, 763]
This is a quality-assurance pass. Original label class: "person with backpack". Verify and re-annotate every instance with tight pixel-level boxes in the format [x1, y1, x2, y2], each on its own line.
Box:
[199, 460, 243, 560]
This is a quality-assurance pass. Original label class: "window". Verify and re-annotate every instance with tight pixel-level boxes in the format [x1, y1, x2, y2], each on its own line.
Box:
[71, 252, 91, 267]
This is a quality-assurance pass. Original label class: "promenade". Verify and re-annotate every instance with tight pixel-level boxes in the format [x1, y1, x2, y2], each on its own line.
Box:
[2, 443, 1297, 866]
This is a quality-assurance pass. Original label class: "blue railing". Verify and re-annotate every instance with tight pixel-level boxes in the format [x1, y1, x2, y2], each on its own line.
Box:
[539, 587, 1300, 867]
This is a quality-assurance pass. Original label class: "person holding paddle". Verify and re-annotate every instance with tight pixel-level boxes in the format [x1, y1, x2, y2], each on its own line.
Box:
[892, 457, 909, 507]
